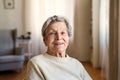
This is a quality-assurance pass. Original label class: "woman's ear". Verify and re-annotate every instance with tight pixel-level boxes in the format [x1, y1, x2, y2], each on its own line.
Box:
[43, 38, 47, 46]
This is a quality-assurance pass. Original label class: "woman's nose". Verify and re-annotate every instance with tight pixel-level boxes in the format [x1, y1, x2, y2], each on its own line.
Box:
[56, 33, 62, 40]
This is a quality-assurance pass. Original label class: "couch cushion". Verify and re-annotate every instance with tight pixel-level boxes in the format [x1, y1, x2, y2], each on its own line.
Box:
[0, 55, 24, 63]
[0, 29, 16, 56]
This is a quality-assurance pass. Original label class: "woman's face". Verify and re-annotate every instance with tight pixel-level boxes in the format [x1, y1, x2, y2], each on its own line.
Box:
[44, 22, 69, 54]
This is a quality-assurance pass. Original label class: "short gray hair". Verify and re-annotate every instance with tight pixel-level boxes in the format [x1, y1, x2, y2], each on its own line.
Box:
[42, 15, 72, 37]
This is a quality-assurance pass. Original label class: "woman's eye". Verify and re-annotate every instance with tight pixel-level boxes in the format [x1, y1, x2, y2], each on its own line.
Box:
[49, 32, 56, 35]
[61, 32, 65, 35]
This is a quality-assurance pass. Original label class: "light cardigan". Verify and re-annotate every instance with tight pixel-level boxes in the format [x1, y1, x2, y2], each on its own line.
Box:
[25, 53, 92, 80]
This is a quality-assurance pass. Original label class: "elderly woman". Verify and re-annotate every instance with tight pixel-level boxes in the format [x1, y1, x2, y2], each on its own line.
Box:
[25, 15, 92, 80]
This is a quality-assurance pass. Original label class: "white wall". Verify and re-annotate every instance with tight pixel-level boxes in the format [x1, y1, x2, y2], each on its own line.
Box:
[0, 0, 23, 36]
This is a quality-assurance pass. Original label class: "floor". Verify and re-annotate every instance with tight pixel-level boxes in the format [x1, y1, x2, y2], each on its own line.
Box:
[82, 62, 106, 80]
[0, 61, 106, 80]
[0, 62, 27, 80]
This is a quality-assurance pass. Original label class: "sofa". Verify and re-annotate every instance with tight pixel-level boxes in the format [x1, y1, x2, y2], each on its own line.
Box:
[0, 29, 25, 71]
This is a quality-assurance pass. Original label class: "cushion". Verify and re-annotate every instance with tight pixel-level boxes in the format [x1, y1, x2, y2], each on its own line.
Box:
[0, 29, 17, 56]
[0, 55, 24, 63]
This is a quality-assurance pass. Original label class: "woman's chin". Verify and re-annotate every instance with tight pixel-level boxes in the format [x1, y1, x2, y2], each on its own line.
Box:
[48, 46, 67, 53]
[54, 48, 65, 53]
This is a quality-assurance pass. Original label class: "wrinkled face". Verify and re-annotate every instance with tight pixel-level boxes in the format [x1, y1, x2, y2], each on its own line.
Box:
[44, 22, 69, 53]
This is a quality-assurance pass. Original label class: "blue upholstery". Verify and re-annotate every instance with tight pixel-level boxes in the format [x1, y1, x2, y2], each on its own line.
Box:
[0, 29, 25, 71]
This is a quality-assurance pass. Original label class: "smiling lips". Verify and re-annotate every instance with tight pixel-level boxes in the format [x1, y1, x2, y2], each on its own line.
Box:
[54, 42, 64, 46]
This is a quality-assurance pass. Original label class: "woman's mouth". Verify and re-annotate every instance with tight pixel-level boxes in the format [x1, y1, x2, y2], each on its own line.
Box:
[54, 42, 64, 46]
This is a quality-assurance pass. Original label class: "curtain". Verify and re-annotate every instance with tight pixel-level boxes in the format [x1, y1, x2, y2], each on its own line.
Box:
[73, 0, 91, 61]
[24, 0, 45, 55]
[119, 0, 120, 79]
[92, 0, 100, 67]
[109, 0, 119, 80]
[24, 0, 74, 55]
[92, 0, 109, 79]
[99, 0, 109, 78]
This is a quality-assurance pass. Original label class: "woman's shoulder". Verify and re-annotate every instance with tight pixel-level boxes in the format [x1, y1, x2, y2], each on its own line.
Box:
[69, 56, 80, 62]
[69, 56, 84, 67]
[29, 53, 46, 63]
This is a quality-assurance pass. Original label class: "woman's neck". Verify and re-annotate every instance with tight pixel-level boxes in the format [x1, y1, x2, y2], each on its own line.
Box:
[47, 50, 66, 58]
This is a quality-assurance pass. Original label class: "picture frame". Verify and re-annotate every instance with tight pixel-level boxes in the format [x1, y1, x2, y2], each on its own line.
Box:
[4, 0, 14, 9]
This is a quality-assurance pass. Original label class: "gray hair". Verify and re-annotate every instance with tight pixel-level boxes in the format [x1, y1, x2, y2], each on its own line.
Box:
[42, 15, 72, 37]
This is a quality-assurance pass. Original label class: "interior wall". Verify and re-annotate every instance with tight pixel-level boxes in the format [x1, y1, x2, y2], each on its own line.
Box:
[0, 0, 23, 36]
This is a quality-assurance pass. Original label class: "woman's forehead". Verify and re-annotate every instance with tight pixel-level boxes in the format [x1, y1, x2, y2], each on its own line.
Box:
[47, 22, 67, 30]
